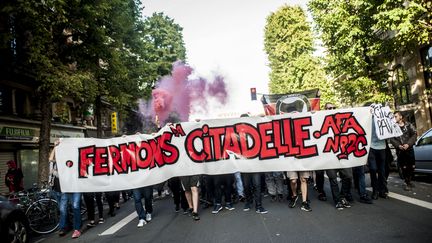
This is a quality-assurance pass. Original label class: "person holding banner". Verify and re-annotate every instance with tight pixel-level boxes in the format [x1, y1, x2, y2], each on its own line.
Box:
[238, 114, 268, 214]
[320, 103, 354, 209]
[212, 174, 235, 213]
[390, 111, 417, 191]
[368, 113, 389, 199]
[52, 141, 83, 238]
[181, 175, 201, 220]
[242, 172, 268, 214]
[265, 172, 284, 202]
[287, 171, 312, 212]
[48, 140, 61, 205]
[168, 177, 189, 213]
[132, 185, 154, 227]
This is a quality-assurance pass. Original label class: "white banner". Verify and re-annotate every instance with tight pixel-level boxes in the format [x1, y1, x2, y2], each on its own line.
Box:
[370, 104, 402, 140]
[56, 107, 372, 192]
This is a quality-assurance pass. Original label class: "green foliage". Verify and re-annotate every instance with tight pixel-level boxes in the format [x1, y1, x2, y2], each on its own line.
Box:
[139, 12, 187, 95]
[374, 0, 431, 51]
[1, 0, 95, 101]
[264, 5, 336, 106]
[1, 0, 188, 114]
[308, 0, 431, 106]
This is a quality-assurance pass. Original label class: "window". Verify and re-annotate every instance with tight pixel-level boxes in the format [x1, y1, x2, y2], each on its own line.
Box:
[418, 129, 432, 146]
[420, 46, 432, 90]
[0, 86, 13, 115]
[392, 65, 411, 105]
[19, 149, 39, 190]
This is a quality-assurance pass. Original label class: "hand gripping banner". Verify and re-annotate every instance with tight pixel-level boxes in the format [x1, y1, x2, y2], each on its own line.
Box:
[56, 107, 372, 192]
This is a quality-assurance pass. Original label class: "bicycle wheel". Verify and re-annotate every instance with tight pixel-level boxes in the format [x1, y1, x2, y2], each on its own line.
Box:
[25, 198, 59, 234]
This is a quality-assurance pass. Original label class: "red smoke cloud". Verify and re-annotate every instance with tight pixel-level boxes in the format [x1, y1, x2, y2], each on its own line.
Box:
[139, 61, 229, 124]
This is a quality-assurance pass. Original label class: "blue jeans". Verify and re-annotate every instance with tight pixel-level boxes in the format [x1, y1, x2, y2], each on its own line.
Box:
[50, 190, 62, 210]
[133, 186, 153, 220]
[59, 193, 82, 230]
[234, 172, 244, 197]
[353, 166, 367, 197]
[368, 148, 387, 194]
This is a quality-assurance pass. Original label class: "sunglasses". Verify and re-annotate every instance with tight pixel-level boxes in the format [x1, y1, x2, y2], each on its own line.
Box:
[326, 107, 336, 110]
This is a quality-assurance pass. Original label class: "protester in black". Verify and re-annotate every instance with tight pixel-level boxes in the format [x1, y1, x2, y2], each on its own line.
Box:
[168, 177, 189, 212]
[390, 111, 417, 191]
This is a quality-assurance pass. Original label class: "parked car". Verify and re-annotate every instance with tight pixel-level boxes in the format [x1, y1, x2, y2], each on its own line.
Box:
[0, 196, 29, 243]
[414, 128, 432, 175]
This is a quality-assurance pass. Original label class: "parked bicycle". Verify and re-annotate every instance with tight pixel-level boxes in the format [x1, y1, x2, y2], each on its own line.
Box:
[9, 183, 60, 234]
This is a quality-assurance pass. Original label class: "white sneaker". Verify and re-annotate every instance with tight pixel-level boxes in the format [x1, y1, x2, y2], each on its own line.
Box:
[146, 213, 152, 222]
[137, 219, 146, 227]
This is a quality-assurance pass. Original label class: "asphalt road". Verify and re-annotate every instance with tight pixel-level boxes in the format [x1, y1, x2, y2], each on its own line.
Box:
[33, 172, 432, 243]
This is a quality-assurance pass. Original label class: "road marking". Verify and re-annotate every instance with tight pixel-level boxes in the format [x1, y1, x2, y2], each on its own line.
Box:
[99, 212, 137, 236]
[366, 187, 432, 210]
[33, 238, 46, 243]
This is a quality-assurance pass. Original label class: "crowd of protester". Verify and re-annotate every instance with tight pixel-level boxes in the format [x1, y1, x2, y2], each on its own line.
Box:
[4, 103, 417, 240]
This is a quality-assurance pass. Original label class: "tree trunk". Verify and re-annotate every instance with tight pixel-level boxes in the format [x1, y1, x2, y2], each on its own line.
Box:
[37, 93, 52, 185]
[96, 95, 102, 138]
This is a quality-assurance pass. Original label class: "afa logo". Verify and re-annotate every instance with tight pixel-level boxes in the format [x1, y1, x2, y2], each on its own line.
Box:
[275, 94, 311, 114]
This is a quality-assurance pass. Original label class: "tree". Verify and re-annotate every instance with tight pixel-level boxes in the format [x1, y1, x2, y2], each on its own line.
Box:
[1, 0, 95, 185]
[1, 0, 188, 184]
[373, 0, 431, 54]
[63, 0, 149, 137]
[264, 5, 336, 105]
[140, 12, 187, 91]
[308, 0, 431, 106]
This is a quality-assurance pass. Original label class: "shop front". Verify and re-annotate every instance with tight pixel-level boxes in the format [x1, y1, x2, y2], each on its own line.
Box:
[0, 119, 85, 194]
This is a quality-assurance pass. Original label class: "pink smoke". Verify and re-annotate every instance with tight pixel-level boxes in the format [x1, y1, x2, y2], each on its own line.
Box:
[139, 61, 229, 124]
[208, 75, 228, 105]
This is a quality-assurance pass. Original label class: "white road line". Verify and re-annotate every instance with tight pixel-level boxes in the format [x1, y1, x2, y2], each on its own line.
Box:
[366, 187, 432, 210]
[99, 212, 137, 236]
[33, 238, 46, 243]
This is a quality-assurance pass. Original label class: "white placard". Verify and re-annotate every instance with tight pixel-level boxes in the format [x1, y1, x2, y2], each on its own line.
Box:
[370, 104, 403, 140]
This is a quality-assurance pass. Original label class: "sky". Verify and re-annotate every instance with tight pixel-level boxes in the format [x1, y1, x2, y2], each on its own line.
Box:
[142, 0, 311, 119]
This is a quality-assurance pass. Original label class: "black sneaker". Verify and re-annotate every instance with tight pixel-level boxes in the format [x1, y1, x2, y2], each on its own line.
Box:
[255, 207, 268, 214]
[225, 203, 235, 211]
[379, 193, 389, 199]
[288, 195, 298, 208]
[184, 208, 193, 215]
[87, 221, 96, 227]
[340, 198, 351, 208]
[318, 193, 327, 201]
[175, 205, 180, 212]
[271, 195, 277, 202]
[212, 204, 223, 214]
[372, 192, 379, 200]
[192, 212, 200, 221]
[300, 201, 312, 212]
[345, 194, 354, 202]
[335, 202, 344, 210]
[243, 203, 251, 211]
[278, 194, 284, 201]
[359, 195, 373, 204]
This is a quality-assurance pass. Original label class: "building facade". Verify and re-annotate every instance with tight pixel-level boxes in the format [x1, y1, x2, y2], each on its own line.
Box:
[387, 45, 432, 136]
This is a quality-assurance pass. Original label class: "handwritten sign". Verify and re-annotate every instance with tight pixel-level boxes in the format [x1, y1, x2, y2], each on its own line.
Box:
[370, 104, 402, 140]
